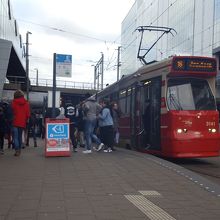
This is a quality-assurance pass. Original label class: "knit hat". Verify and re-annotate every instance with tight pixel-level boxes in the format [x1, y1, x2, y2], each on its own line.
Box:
[14, 90, 24, 99]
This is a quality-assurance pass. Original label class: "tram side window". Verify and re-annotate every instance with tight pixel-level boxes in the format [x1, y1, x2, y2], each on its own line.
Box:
[126, 88, 132, 114]
[111, 92, 119, 101]
[119, 89, 126, 114]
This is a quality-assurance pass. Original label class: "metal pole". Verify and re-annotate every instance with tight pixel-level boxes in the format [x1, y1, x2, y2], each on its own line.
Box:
[25, 31, 32, 101]
[101, 53, 104, 90]
[117, 46, 121, 81]
[97, 67, 100, 91]
[35, 68, 39, 86]
[52, 53, 56, 118]
[94, 65, 96, 90]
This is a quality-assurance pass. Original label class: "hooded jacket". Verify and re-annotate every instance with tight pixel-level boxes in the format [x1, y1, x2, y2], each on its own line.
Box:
[11, 97, 30, 128]
[82, 97, 101, 120]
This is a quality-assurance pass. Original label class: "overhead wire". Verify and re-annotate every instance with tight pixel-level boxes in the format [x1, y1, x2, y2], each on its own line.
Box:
[16, 18, 118, 44]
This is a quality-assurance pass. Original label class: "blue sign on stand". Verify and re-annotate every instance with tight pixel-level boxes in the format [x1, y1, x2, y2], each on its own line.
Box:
[47, 123, 69, 139]
[45, 119, 71, 157]
[56, 54, 72, 77]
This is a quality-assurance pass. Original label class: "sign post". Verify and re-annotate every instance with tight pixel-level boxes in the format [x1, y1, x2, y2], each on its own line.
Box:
[45, 118, 71, 157]
[52, 53, 57, 118]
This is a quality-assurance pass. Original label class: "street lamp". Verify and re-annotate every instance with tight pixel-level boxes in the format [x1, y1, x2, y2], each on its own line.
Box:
[34, 68, 38, 86]
[26, 31, 32, 101]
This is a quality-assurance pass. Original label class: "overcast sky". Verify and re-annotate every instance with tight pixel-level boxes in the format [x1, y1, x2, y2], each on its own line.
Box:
[11, 0, 135, 87]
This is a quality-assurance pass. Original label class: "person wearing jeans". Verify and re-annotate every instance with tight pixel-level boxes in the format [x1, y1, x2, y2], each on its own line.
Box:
[12, 127, 23, 153]
[84, 118, 103, 152]
[82, 96, 103, 153]
[11, 90, 30, 156]
[98, 99, 114, 153]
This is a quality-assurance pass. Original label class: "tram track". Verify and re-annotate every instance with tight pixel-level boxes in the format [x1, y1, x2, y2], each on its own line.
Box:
[169, 157, 220, 186]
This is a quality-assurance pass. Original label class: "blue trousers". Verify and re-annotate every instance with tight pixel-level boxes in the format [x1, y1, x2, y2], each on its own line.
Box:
[84, 118, 101, 150]
[12, 127, 23, 151]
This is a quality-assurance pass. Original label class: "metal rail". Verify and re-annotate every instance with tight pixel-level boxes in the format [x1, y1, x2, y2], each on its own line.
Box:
[5, 77, 100, 90]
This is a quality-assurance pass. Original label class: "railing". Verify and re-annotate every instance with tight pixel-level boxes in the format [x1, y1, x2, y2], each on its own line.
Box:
[29, 78, 95, 90]
[5, 77, 98, 90]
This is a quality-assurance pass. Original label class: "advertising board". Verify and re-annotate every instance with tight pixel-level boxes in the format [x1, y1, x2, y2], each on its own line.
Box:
[45, 118, 71, 157]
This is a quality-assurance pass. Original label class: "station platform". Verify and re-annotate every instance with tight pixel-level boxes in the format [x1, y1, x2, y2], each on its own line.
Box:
[0, 139, 220, 220]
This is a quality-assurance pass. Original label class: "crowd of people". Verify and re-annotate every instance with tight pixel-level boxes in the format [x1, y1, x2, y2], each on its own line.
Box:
[0, 90, 30, 156]
[59, 96, 121, 154]
[0, 89, 122, 156]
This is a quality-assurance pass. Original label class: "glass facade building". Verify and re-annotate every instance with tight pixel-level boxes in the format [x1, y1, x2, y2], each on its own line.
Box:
[214, 0, 220, 50]
[121, 0, 220, 77]
[0, 0, 25, 98]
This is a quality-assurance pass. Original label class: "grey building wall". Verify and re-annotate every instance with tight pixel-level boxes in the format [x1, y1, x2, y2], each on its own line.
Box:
[0, 0, 25, 98]
[121, 0, 220, 76]
[0, 39, 11, 96]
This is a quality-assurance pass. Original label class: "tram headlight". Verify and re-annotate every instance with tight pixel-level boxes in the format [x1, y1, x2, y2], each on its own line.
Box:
[177, 128, 187, 134]
[208, 128, 217, 133]
[177, 129, 183, 133]
[183, 129, 187, 133]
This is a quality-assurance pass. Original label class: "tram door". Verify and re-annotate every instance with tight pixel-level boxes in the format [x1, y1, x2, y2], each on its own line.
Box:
[139, 76, 161, 150]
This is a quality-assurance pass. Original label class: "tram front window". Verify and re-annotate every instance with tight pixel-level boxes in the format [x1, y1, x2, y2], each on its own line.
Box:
[167, 78, 216, 110]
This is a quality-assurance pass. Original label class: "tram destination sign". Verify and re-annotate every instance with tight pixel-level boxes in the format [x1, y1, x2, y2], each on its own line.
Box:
[172, 57, 216, 72]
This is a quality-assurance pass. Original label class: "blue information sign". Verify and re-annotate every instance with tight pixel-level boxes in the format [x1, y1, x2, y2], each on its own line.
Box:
[56, 54, 72, 77]
[47, 123, 69, 139]
[56, 54, 72, 63]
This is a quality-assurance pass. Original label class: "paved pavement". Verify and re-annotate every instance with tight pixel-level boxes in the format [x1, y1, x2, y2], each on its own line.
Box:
[1, 138, 220, 220]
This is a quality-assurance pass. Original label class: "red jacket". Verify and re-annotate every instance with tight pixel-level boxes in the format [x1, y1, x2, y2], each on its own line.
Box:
[11, 97, 30, 128]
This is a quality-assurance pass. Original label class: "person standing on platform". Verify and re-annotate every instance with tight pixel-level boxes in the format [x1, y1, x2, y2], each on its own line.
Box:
[98, 99, 114, 152]
[82, 96, 104, 154]
[65, 103, 79, 152]
[26, 111, 38, 147]
[111, 102, 121, 147]
[0, 100, 13, 150]
[77, 101, 85, 148]
[11, 90, 30, 156]
[0, 106, 6, 154]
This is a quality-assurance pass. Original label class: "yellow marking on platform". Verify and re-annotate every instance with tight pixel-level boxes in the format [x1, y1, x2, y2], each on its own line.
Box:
[139, 190, 161, 196]
[125, 192, 176, 220]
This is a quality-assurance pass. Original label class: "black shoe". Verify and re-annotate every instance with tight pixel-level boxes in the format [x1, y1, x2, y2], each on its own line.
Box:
[14, 150, 20, 156]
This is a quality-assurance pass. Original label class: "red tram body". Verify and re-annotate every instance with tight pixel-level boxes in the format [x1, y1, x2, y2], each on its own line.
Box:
[96, 56, 220, 158]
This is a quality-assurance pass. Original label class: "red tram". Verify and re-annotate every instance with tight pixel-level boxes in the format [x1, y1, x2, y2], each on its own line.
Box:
[96, 56, 220, 158]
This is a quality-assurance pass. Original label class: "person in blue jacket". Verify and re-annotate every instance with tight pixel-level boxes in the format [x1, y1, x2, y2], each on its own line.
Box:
[97, 99, 114, 153]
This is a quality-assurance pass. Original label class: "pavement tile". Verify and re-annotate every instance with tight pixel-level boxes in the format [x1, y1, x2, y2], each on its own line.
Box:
[6, 210, 37, 220]
[0, 204, 11, 215]
[10, 200, 39, 211]
[65, 208, 94, 215]
[1, 140, 220, 220]
[38, 204, 65, 213]
[37, 212, 66, 220]
[63, 192, 86, 198]
[65, 198, 91, 210]
[67, 214, 96, 220]
[41, 192, 64, 201]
